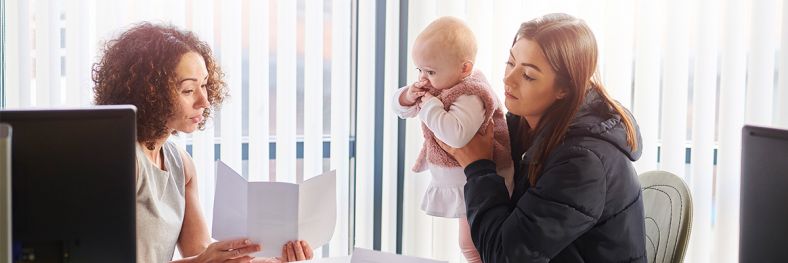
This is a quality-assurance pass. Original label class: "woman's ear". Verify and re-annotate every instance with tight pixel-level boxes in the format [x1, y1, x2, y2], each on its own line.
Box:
[556, 88, 568, 100]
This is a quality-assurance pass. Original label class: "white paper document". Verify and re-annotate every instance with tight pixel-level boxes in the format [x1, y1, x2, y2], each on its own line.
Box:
[350, 248, 448, 263]
[301, 248, 447, 263]
[212, 161, 337, 257]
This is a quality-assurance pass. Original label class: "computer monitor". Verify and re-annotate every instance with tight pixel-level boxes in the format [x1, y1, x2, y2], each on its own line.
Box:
[0, 106, 137, 262]
[740, 125, 788, 263]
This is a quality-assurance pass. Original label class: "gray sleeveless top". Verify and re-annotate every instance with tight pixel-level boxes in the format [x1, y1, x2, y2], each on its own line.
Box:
[136, 140, 186, 262]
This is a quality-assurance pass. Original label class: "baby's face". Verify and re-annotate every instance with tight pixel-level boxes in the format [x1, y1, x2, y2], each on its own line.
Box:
[411, 39, 466, 90]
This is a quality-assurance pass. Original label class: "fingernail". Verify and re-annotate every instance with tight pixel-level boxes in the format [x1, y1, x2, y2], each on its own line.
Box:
[244, 239, 250, 244]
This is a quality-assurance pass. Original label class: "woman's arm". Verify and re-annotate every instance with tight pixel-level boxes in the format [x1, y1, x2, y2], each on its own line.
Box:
[177, 148, 212, 257]
[439, 127, 607, 262]
[174, 148, 313, 263]
[173, 149, 263, 262]
[463, 146, 606, 262]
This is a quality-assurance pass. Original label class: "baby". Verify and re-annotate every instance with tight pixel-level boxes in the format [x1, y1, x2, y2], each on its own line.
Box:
[391, 16, 514, 263]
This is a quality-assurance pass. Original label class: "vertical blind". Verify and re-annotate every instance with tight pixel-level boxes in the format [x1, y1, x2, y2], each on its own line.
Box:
[2, 0, 354, 258]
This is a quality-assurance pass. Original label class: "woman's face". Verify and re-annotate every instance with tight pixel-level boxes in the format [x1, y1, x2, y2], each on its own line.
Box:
[167, 51, 210, 134]
[503, 39, 566, 123]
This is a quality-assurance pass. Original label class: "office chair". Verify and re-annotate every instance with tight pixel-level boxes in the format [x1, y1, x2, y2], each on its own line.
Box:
[639, 170, 693, 263]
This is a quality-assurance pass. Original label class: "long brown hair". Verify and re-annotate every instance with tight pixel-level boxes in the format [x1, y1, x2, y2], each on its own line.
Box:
[514, 13, 638, 185]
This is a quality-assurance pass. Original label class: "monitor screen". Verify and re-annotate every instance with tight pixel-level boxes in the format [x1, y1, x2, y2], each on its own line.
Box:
[740, 125, 788, 263]
[0, 106, 136, 262]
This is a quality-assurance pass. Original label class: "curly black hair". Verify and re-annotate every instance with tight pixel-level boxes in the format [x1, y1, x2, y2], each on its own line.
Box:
[92, 22, 227, 150]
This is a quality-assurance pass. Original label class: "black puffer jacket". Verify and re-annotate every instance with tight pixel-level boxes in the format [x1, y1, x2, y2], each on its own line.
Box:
[464, 89, 646, 263]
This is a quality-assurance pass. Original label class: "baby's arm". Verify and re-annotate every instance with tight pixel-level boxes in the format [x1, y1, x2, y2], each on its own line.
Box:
[419, 94, 485, 148]
[391, 85, 422, 118]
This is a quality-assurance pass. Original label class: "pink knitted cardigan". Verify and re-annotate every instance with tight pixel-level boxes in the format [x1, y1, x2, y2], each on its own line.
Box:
[412, 70, 514, 173]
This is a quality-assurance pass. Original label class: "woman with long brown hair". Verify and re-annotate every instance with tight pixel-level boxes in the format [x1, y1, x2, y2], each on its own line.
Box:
[440, 13, 646, 262]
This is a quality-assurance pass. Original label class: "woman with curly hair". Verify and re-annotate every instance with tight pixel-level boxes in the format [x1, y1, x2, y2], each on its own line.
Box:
[93, 22, 312, 263]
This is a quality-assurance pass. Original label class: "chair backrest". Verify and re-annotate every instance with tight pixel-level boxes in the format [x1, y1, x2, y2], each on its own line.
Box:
[639, 170, 693, 263]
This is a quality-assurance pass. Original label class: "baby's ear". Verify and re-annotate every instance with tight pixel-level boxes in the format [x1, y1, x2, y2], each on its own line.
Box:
[461, 61, 474, 77]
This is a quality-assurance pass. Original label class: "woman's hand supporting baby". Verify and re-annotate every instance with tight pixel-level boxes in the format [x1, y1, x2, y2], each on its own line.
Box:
[437, 120, 495, 168]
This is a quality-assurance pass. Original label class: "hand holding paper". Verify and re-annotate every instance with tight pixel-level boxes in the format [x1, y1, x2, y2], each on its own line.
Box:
[212, 161, 337, 257]
[299, 248, 448, 263]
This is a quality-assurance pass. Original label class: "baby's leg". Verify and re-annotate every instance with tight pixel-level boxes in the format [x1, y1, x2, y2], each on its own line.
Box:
[459, 217, 483, 263]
